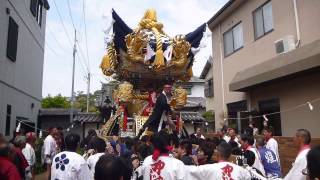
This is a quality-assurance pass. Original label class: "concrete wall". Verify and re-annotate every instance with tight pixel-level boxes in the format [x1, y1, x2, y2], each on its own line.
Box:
[249, 72, 320, 137]
[210, 0, 320, 130]
[0, 0, 47, 137]
[205, 67, 214, 111]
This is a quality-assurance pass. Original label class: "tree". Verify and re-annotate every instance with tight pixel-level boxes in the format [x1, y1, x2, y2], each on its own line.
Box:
[42, 94, 70, 108]
[74, 91, 98, 112]
[42, 91, 101, 112]
[202, 110, 215, 122]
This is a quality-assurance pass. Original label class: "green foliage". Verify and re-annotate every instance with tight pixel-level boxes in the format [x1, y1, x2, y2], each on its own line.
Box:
[74, 91, 98, 112]
[42, 91, 101, 112]
[42, 94, 70, 108]
[202, 110, 215, 122]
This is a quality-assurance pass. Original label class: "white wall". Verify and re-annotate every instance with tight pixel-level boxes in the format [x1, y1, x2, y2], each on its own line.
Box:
[0, 0, 47, 137]
[189, 83, 205, 97]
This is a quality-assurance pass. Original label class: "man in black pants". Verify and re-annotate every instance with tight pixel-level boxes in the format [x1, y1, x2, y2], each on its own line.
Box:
[138, 84, 175, 137]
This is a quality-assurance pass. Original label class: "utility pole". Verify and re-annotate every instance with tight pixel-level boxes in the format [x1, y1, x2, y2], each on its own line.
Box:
[70, 29, 77, 122]
[86, 72, 90, 112]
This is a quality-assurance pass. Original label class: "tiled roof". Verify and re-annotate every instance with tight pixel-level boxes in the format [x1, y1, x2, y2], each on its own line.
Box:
[188, 76, 205, 83]
[185, 97, 206, 107]
[39, 108, 80, 116]
[74, 113, 103, 123]
[180, 112, 205, 122]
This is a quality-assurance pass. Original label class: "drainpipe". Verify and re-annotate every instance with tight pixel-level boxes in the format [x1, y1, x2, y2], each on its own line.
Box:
[293, 0, 301, 47]
[218, 24, 226, 124]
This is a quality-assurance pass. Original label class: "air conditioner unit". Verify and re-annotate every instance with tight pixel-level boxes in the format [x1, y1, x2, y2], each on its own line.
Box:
[274, 35, 296, 54]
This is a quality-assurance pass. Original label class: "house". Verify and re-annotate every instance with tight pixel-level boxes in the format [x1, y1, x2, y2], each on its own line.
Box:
[0, 0, 50, 137]
[176, 76, 207, 134]
[38, 108, 104, 140]
[200, 56, 214, 111]
[207, 0, 320, 137]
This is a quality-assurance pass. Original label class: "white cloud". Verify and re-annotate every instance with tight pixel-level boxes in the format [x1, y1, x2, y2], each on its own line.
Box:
[43, 0, 227, 97]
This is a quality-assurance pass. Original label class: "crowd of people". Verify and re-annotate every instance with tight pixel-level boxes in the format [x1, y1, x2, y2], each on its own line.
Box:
[0, 125, 320, 180]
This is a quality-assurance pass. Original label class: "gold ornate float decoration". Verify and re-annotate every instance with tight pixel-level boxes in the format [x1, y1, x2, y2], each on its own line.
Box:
[100, 9, 206, 84]
[98, 9, 206, 137]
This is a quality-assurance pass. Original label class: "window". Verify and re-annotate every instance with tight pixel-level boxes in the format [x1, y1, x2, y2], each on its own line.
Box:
[30, 0, 38, 17]
[204, 79, 214, 97]
[258, 98, 282, 136]
[186, 88, 192, 95]
[30, 0, 43, 26]
[6, 17, 19, 62]
[223, 23, 243, 57]
[5, 105, 12, 136]
[227, 100, 247, 131]
[36, 1, 43, 26]
[253, 1, 273, 39]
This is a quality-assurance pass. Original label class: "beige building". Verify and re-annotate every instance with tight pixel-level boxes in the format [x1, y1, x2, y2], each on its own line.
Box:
[208, 0, 320, 137]
[200, 56, 214, 111]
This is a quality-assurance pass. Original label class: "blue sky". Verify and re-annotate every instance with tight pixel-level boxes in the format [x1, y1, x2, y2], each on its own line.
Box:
[42, 0, 228, 97]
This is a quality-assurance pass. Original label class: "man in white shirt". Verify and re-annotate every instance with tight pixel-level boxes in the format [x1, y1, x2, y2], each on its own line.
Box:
[22, 132, 37, 180]
[263, 127, 280, 163]
[284, 129, 312, 180]
[51, 133, 92, 180]
[42, 127, 58, 180]
[185, 142, 251, 180]
[86, 137, 106, 176]
[224, 128, 241, 147]
[193, 127, 205, 140]
[140, 130, 186, 180]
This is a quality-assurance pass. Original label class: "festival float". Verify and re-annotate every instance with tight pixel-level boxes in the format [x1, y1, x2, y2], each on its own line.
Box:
[99, 9, 207, 138]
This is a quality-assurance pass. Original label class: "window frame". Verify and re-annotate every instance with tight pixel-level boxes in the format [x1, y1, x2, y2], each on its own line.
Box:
[223, 21, 244, 57]
[6, 16, 19, 62]
[30, 0, 43, 27]
[30, 0, 38, 17]
[205, 78, 214, 97]
[36, 0, 43, 26]
[253, 0, 274, 40]
[5, 104, 12, 136]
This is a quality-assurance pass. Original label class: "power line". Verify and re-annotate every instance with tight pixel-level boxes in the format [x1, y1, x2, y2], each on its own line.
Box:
[46, 24, 88, 76]
[76, 53, 89, 75]
[52, 0, 89, 74]
[62, 0, 90, 73]
[52, 0, 73, 47]
[46, 24, 72, 54]
[21, 0, 67, 57]
[224, 97, 320, 120]
[76, 41, 90, 72]
[45, 41, 64, 58]
[82, 0, 91, 73]
[67, 0, 76, 30]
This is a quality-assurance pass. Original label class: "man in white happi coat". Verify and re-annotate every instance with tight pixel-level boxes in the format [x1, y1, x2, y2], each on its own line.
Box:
[263, 127, 280, 164]
[22, 132, 37, 180]
[140, 130, 186, 180]
[185, 142, 251, 180]
[42, 127, 58, 180]
[86, 137, 106, 177]
[284, 129, 312, 180]
[51, 133, 92, 180]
